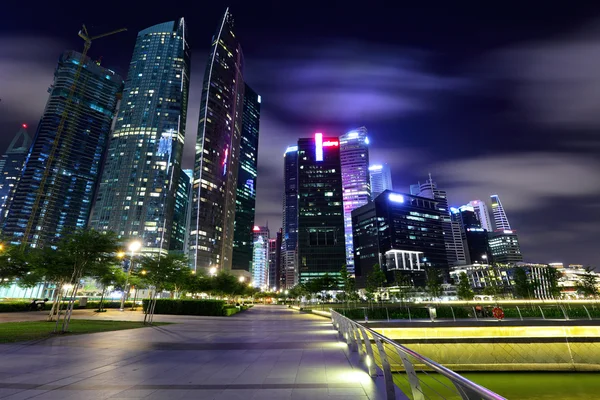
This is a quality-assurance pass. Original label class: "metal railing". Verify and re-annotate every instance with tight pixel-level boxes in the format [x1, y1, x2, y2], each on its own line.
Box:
[330, 310, 506, 400]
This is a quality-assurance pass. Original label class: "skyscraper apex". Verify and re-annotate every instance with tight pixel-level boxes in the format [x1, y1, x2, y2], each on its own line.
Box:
[369, 163, 392, 199]
[490, 194, 511, 231]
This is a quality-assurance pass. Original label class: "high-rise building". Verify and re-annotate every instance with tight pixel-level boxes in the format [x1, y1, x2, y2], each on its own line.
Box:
[490, 194, 511, 231]
[171, 168, 192, 254]
[190, 9, 245, 273]
[468, 200, 492, 232]
[232, 84, 261, 273]
[251, 225, 269, 288]
[413, 176, 466, 267]
[0, 125, 31, 222]
[352, 190, 447, 288]
[489, 230, 523, 265]
[90, 20, 190, 255]
[369, 163, 392, 199]
[297, 133, 346, 284]
[455, 205, 490, 265]
[268, 229, 282, 291]
[339, 127, 370, 274]
[282, 145, 298, 288]
[3, 51, 123, 246]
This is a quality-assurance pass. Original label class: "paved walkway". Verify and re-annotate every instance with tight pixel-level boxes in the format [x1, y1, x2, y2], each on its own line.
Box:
[0, 306, 382, 400]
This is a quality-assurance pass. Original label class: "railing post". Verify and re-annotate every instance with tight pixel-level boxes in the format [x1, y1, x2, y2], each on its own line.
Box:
[538, 305, 545, 320]
[583, 305, 592, 321]
[396, 348, 425, 400]
[453, 381, 484, 400]
[358, 325, 377, 377]
[373, 335, 396, 400]
[347, 320, 358, 352]
[516, 306, 523, 321]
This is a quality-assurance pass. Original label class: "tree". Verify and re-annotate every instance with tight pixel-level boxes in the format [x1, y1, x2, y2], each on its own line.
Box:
[393, 271, 413, 304]
[0, 244, 32, 287]
[577, 267, 598, 298]
[513, 268, 537, 299]
[339, 266, 355, 306]
[96, 266, 127, 312]
[426, 268, 443, 300]
[456, 272, 474, 300]
[544, 267, 562, 299]
[366, 264, 387, 302]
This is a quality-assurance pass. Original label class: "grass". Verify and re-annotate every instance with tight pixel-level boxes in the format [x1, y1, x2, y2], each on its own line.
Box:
[0, 319, 170, 343]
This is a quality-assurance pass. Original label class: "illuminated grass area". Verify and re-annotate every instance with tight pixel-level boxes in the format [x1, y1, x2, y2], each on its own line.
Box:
[0, 320, 170, 343]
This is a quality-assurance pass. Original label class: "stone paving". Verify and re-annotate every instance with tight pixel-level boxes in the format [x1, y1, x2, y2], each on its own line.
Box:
[0, 305, 384, 400]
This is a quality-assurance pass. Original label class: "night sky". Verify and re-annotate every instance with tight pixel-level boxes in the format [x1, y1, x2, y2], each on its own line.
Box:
[2, 2, 599, 265]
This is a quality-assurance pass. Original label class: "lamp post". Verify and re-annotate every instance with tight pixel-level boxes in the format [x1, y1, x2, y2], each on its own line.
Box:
[120, 240, 142, 311]
[209, 266, 217, 276]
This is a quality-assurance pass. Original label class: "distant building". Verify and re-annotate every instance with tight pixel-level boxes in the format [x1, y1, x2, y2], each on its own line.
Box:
[268, 229, 282, 291]
[369, 164, 392, 199]
[490, 194, 511, 231]
[90, 19, 190, 254]
[232, 84, 262, 273]
[252, 226, 269, 288]
[489, 230, 523, 264]
[339, 127, 371, 274]
[3, 51, 123, 247]
[454, 205, 491, 265]
[352, 190, 447, 288]
[468, 200, 492, 232]
[0, 124, 31, 222]
[282, 145, 299, 288]
[297, 133, 346, 284]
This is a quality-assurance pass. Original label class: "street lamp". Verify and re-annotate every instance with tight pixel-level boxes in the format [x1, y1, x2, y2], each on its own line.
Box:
[120, 240, 142, 311]
[239, 276, 246, 283]
[209, 266, 217, 276]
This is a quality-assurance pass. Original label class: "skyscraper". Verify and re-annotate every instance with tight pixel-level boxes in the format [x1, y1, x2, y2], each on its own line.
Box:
[90, 19, 190, 254]
[413, 176, 466, 267]
[297, 133, 346, 284]
[190, 9, 245, 273]
[0, 125, 31, 222]
[172, 167, 192, 254]
[455, 205, 490, 265]
[268, 230, 282, 291]
[232, 84, 261, 273]
[469, 199, 492, 232]
[339, 127, 370, 274]
[490, 194, 511, 231]
[282, 145, 299, 288]
[369, 164, 392, 199]
[489, 230, 523, 264]
[252, 225, 269, 288]
[352, 190, 447, 288]
[3, 51, 123, 246]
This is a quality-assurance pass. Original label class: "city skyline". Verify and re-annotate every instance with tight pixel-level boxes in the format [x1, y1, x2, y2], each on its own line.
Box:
[1, 3, 600, 264]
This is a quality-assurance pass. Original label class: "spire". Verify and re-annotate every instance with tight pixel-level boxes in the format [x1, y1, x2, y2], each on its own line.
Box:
[6, 125, 32, 154]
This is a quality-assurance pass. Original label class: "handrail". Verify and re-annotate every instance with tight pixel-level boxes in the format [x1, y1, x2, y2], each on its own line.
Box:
[330, 309, 507, 400]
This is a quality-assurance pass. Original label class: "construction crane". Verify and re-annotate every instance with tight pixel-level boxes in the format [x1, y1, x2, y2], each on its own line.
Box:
[21, 25, 126, 247]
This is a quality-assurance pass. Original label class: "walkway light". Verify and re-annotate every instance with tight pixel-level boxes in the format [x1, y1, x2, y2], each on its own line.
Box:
[209, 267, 217, 276]
[239, 276, 246, 282]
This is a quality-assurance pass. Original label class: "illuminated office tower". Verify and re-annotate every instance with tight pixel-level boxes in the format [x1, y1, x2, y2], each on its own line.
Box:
[190, 9, 245, 273]
[172, 168, 192, 254]
[339, 127, 370, 274]
[4, 51, 123, 247]
[282, 145, 299, 288]
[468, 199, 492, 232]
[369, 163, 392, 199]
[490, 194, 511, 231]
[0, 125, 31, 222]
[252, 225, 269, 288]
[232, 84, 261, 273]
[297, 133, 346, 284]
[268, 229, 282, 290]
[90, 19, 190, 254]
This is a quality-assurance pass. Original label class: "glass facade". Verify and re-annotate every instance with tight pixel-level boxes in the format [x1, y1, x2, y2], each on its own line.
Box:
[171, 167, 191, 254]
[489, 230, 523, 265]
[232, 84, 261, 272]
[0, 125, 31, 223]
[352, 190, 448, 288]
[282, 145, 299, 288]
[190, 9, 245, 273]
[251, 226, 269, 288]
[90, 19, 190, 254]
[490, 194, 511, 231]
[3, 51, 123, 247]
[339, 127, 370, 274]
[369, 163, 392, 200]
[297, 135, 346, 284]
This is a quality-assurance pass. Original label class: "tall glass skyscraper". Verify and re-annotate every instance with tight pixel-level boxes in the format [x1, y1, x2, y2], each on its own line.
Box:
[0, 125, 31, 222]
[369, 163, 392, 199]
[282, 145, 298, 288]
[190, 9, 245, 273]
[339, 127, 370, 274]
[468, 199, 492, 232]
[3, 51, 123, 246]
[252, 225, 269, 288]
[90, 19, 190, 254]
[232, 84, 261, 273]
[297, 134, 346, 284]
[490, 194, 511, 231]
[172, 167, 191, 254]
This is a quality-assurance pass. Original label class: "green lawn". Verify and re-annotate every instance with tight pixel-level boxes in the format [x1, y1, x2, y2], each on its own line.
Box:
[0, 320, 169, 343]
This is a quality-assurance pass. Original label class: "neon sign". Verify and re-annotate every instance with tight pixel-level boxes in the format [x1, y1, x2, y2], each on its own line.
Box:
[315, 133, 323, 161]
[323, 140, 339, 147]
[222, 147, 229, 176]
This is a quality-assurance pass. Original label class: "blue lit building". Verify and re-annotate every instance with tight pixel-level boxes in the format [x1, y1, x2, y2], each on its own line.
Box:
[0, 124, 31, 223]
[369, 163, 392, 199]
[232, 84, 261, 273]
[90, 19, 190, 254]
[172, 167, 192, 255]
[252, 225, 269, 288]
[282, 145, 299, 288]
[2, 51, 123, 246]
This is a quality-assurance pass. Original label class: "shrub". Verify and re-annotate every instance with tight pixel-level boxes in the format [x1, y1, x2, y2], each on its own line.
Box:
[142, 299, 225, 316]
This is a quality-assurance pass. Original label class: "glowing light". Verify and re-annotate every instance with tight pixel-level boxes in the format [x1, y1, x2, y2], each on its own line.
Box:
[369, 165, 383, 171]
[209, 267, 217, 275]
[323, 140, 338, 147]
[347, 131, 359, 139]
[365, 137, 370, 145]
[285, 145, 298, 155]
[128, 240, 142, 252]
[257, 95, 261, 103]
[450, 207, 459, 214]
[388, 193, 405, 203]
[366, 355, 372, 367]
[459, 205, 475, 212]
[239, 276, 246, 282]
[315, 133, 323, 161]
[503, 230, 513, 234]
[253, 226, 260, 231]
[22, 124, 28, 129]
[222, 147, 229, 176]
